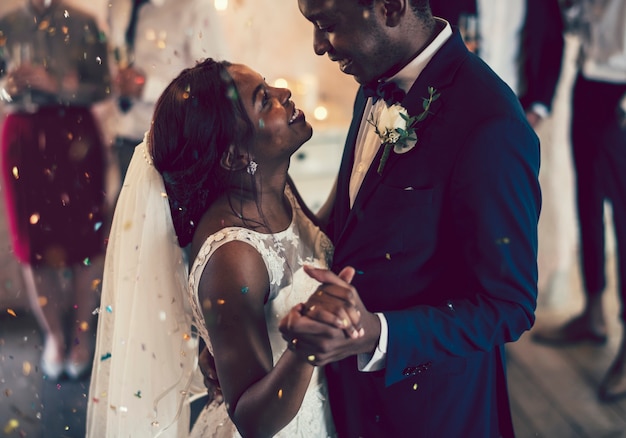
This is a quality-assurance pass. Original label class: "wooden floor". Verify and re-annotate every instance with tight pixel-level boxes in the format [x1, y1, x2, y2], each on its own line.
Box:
[507, 254, 626, 438]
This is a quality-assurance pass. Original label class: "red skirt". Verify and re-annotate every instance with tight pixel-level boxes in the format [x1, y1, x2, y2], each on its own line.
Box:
[1, 107, 107, 266]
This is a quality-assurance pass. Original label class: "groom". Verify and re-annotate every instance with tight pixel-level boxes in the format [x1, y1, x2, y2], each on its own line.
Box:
[280, 0, 540, 436]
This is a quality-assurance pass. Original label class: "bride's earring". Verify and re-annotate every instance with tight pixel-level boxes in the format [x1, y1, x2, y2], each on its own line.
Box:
[246, 160, 258, 175]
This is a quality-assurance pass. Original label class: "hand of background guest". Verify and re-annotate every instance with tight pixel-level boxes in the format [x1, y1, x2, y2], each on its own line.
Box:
[279, 266, 381, 366]
[115, 66, 145, 98]
[526, 110, 543, 129]
[5, 64, 63, 96]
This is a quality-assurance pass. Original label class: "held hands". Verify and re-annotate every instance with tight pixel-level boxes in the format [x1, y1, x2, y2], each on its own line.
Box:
[279, 266, 381, 367]
[197, 266, 381, 398]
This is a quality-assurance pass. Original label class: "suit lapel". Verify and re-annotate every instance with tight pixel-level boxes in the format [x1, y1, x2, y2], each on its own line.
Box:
[334, 30, 469, 245]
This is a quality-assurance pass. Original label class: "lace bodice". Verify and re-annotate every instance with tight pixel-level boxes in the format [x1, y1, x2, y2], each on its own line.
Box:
[187, 186, 336, 437]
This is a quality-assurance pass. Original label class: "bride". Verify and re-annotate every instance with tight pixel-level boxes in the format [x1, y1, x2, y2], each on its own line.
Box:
[86, 58, 350, 437]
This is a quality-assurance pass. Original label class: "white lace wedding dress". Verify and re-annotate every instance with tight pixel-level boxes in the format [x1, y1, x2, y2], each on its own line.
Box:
[187, 186, 336, 438]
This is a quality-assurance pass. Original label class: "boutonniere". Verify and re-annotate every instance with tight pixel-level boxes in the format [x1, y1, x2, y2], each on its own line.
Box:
[368, 86, 440, 175]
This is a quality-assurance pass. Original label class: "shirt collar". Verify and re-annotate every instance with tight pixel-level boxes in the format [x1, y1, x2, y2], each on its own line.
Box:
[389, 18, 452, 94]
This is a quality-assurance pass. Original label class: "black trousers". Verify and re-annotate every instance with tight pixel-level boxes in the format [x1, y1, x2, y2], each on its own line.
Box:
[571, 73, 626, 321]
[113, 135, 142, 184]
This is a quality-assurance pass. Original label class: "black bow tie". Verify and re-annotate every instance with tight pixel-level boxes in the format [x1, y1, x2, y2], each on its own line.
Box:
[363, 80, 406, 105]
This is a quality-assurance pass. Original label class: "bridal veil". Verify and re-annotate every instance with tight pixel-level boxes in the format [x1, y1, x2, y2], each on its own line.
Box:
[86, 137, 203, 437]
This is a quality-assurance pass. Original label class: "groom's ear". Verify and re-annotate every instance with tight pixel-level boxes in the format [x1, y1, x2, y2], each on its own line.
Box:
[382, 0, 406, 26]
[220, 145, 249, 172]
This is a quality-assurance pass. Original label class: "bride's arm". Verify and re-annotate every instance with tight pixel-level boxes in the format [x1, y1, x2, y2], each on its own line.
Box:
[197, 240, 315, 437]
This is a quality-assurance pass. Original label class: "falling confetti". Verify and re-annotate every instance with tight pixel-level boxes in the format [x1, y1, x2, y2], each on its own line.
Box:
[3, 419, 19, 434]
[101, 352, 112, 361]
[277, 389, 283, 399]
[202, 299, 212, 310]
[6, 309, 16, 317]
[241, 286, 249, 294]
[106, 305, 113, 313]
[134, 391, 142, 398]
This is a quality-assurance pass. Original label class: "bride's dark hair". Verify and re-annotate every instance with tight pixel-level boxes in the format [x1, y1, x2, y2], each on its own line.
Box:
[149, 58, 255, 247]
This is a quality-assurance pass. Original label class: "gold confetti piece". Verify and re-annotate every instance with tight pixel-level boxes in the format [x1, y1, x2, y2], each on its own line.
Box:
[183, 333, 190, 341]
[79, 321, 89, 332]
[3, 419, 19, 434]
[7, 309, 16, 317]
[307, 355, 316, 362]
[12, 166, 19, 179]
[278, 389, 283, 399]
[30, 213, 40, 225]
[413, 383, 419, 390]
[217, 299, 225, 305]
[92, 279, 102, 290]
[38, 296, 48, 307]
[23, 361, 32, 376]
[385, 253, 391, 260]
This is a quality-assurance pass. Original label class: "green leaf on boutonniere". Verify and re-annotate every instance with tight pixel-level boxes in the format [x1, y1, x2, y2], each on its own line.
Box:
[370, 86, 440, 175]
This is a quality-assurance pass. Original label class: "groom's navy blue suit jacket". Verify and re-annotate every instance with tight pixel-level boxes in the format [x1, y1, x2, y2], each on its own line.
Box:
[324, 30, 541, 437]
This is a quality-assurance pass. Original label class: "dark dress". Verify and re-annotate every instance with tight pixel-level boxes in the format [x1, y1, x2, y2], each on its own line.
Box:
[1, 107, 106, 266]
[0, 3, 111, 266]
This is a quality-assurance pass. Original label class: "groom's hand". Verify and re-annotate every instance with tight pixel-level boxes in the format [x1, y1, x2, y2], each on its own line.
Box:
[279, 266, 381, 366]
[198, 347, 223, 404]
[301, 265, 363, 338]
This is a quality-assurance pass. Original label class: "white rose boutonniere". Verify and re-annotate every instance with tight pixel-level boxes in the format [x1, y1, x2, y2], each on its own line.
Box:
[369, 86, 440, 175]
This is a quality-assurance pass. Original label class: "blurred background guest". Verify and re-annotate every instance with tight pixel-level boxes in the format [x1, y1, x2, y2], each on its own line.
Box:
[0, 0, 111, 380]
[107, 0, 230, 193]
[533, 0, 626, 402]
[430, 0, 565, 128]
